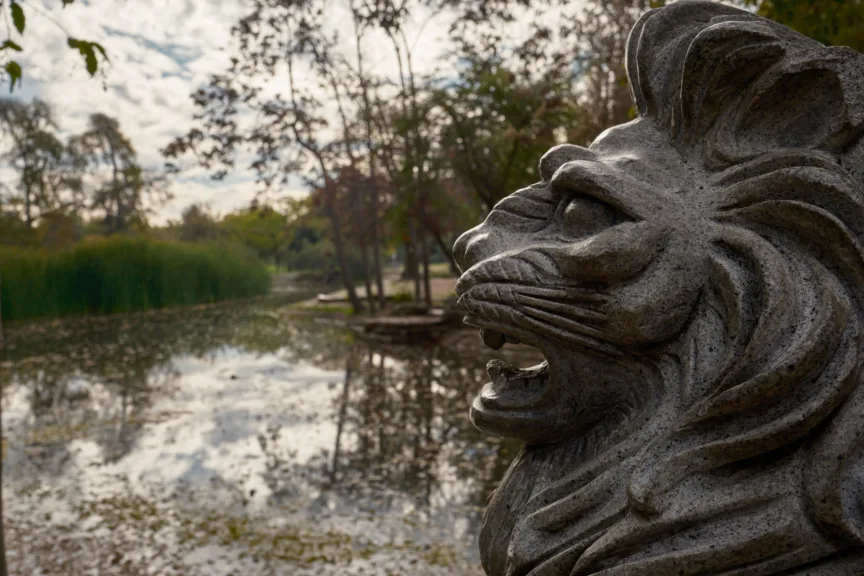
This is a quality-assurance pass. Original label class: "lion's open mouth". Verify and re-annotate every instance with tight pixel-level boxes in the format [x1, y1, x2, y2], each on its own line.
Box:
[464, 315, 555, 415]
[456, 279, 612, 440]
[481, 356, 550, 410]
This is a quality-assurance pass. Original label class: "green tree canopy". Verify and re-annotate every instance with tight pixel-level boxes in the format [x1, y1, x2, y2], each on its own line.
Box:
[742, 0, 864, 51]
[221, 204, 290, 266]
[434, 57, 581, 212]
[0, 98, 84, 228]
[178, 203, 223, 243]
[73, 114, 170, 234]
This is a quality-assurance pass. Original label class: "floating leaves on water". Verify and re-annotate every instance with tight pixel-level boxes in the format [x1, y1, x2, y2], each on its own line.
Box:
[3, 298, 534, 574]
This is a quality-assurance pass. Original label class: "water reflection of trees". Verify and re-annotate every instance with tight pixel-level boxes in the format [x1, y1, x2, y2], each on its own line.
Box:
[4, 299, 539, 543]
[318, 333, 536, 537]
[247, 330, 533, 542]
[2, 299, 348, 480]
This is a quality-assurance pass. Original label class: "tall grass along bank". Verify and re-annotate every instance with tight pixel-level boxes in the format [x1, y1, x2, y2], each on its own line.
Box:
[0, 238, 270, 321]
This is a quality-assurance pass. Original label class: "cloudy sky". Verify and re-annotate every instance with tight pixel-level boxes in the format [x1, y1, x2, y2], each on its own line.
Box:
[8, 0, 457, 223]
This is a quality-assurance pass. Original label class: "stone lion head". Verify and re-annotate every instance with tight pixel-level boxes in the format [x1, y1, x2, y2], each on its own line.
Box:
[453, 2, 864, 575]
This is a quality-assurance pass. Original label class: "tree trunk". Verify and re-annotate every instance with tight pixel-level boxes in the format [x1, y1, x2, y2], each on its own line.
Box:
[349, 2, 386, 309]
[409, 225, 421, 302]
[420, 228, 432, 309]
[116, 191, 125, 234]
[37, 176, 47, 229]
[354, 186, 376, 312]
[324, 185, 364, 313]
[357, 46, 386, 309]
[402, 241, 416, 281]
[23, 179, 32, 228]
[369, 179, 386, 310]
[359, 231, 376, 313]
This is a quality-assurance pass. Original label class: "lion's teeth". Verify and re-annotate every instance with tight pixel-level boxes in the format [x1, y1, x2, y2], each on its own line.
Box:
[486, 359, 507, 381]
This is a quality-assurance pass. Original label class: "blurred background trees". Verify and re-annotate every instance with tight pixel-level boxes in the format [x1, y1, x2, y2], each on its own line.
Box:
[73, 114, 170, 235]
[0, 99, 82, 230]
[742, 0, 864, 52]
[0, 101, 166, 241]
[2, 0, 862, 314]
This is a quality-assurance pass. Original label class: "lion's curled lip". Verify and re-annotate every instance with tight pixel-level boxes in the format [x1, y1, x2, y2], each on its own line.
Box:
[464, 314, 562, 439]
[480, 358, 550, 411]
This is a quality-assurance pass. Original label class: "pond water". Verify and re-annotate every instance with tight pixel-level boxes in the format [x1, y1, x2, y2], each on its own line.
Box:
[1, 297, 542, 575]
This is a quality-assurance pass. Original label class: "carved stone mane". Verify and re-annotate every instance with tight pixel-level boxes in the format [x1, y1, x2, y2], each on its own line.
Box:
[453, 2, 864, 575]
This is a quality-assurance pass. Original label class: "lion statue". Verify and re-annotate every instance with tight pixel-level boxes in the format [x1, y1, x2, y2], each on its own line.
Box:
[453, 2, 864, 575]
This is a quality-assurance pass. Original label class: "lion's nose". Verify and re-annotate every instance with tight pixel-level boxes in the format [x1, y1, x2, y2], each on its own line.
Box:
[455, 223, 501, 273]
[453, 227, 478, 274]
[455, 224, 519, 274]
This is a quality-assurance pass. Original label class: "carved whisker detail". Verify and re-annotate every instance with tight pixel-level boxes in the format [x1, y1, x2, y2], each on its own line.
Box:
[515, 293, 607, 325]
[519, 307, 605, 340]
[517, 310, 622, 357]
[514, 285, 609, 304]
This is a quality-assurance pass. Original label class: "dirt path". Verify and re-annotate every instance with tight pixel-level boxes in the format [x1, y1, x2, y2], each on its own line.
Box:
[293, 266, 458, 311]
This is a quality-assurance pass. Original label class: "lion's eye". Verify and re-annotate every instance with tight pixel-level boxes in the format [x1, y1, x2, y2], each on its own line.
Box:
[562, 193, 627, 237]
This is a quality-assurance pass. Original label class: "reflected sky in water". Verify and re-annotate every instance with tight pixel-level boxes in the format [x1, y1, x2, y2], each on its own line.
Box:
[2, 299, 543, 575]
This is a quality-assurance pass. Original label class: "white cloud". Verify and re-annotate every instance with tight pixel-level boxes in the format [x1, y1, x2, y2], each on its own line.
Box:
[3, 0, 310, 222]
[3, 0, 555, 224]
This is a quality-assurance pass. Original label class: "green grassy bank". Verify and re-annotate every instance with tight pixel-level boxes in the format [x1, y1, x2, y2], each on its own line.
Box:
[0, 238, 270, 322]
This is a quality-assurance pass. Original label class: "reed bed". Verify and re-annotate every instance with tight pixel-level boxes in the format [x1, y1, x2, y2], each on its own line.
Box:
[0, 237, 270, 321]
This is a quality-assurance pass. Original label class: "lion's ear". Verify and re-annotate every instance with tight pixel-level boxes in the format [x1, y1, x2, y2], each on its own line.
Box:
[628, 2, 864, 168]
[675, 20, 785, 146]
[708, 48, 864, 164]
